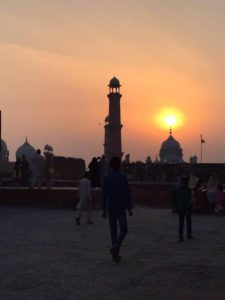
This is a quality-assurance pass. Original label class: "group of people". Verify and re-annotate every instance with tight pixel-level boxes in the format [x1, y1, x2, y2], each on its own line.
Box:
[78, 157, 214, 262]
[174, 170, 225, 215]
[12, 149, 54, 188]
[174, 170, 225, 242]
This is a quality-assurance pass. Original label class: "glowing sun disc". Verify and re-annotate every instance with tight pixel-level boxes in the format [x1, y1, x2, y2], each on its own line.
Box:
[153, 107, 184, 131]
[164, 115, 176, 127]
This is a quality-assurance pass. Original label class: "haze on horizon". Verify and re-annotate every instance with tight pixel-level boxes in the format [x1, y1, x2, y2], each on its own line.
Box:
[1, 0, 225, 164]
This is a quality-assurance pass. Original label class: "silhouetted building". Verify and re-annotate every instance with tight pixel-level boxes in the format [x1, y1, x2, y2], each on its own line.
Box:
[0, 139, 8, 161]
[0, 110, 8, 161]
[189, 155, 198, 164]
[16, 138, 36, 161]
[159, 131, 183, 163]
[104, 77, 123, 160]
[53, 156, 85, 180]
[145, 155, 152, 164]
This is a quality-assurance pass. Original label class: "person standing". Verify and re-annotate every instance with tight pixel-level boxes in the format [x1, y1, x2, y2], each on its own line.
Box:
[43, 145, 54, 189]
[12, 158, 21, 186]
[176, 176, 193, 241]
[76, 172, 93, 225]
[188, 171, 199, 206]
[20, 155, 29, 186]
[172, 169, 183, 213]
[214, 184, 224, 214]
[99, 155, 108, 186]
[30, 149, 45, 189]
[102, 156, 133, 263]
[207, 172, 219, 206]
[88, 157, 100, 187]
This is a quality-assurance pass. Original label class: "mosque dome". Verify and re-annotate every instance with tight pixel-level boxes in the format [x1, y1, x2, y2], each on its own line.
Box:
[159, 134, 183, 163]
[109, 77, 121, 88]
[16, 139, 36, 161]
[0, 139, 8, 161]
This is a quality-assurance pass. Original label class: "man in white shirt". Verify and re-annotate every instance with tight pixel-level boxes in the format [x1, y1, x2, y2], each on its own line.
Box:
[30, 149, 45, 189]
[76, 172, 93, 225]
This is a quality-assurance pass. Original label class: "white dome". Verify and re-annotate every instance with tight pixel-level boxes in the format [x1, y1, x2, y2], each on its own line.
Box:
[0, 139, 8, 160]
[159, 135, 183, 163]
[16, 139, 36, 161]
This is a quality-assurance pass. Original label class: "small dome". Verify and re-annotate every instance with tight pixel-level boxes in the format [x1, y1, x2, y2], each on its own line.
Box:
[109, 77, 121, 88]
[44, 144, 53, 152]
[0, 139, 8, 160]
[16, 139, 36, 161]
[159, 135, 183, 163]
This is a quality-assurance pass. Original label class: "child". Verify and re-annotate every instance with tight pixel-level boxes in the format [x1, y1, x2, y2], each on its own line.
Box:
[176, 176, 193, 241]
[76, 172, 93, 225]
[214, 184, 224, 214]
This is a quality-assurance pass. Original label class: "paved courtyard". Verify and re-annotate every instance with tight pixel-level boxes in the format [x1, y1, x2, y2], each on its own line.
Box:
[0, 206, 225, 300]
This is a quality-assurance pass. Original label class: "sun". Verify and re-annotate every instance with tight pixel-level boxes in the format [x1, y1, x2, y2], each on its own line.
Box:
[153, 107, 184, 131]
[164, 115, 176, 127]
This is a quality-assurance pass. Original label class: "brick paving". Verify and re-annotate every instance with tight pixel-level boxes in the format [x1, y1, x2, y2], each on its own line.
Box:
[0, 206, 225, 299]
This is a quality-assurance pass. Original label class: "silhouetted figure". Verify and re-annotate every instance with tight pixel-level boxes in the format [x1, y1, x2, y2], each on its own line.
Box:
[172, 169, 183, 213]
[44, 148, 54, 189]
[207, 172, 219, 206]
[176, 176, 193, 241]
[188, 171, 199, 203]
[30, 149, 45, 189]
[20, 155, 29, 186]
[88, 157, 100, 187]
[99, 155, 108, 186]
[214, 184, 224, 214]
[13, 158, 21, 186]
[76, 172, 93, 225]
[193, 181, 205, 213]
[102, 156, 132, 263]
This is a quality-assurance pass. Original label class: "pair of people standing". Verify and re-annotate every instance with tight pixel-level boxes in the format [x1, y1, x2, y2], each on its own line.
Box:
[88, 155, 108, 188]
[76, 156, 133, 263]
[30, 149, 45, 188]
[30, 149, 54, 189]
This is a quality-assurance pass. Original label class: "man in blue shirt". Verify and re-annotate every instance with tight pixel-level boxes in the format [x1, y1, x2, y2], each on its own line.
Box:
[102, 156, 133, 263]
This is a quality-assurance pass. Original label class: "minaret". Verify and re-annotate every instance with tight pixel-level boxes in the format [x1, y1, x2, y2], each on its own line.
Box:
[104, 77, 123, 160]
[0, 110, 2, 155]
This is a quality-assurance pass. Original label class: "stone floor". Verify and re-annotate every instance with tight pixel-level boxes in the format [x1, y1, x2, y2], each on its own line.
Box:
[0, 206, 225, 300]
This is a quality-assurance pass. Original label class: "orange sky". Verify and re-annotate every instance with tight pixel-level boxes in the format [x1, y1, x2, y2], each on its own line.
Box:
[1, 1, 225, 164]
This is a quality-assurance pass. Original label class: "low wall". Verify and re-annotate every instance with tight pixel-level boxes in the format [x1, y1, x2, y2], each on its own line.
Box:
[130, 183, 175, 208]
[0, 184, 175, 209]
[0, 188, 79, 209]
[0, 183, 214, 212]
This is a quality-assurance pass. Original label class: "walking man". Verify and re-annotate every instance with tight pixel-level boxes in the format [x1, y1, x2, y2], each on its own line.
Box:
[102, 156, 133, 263]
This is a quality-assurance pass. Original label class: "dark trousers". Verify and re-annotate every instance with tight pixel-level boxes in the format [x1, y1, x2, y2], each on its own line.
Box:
[179, 210, 192, 238]
[108, 211, 128, 248]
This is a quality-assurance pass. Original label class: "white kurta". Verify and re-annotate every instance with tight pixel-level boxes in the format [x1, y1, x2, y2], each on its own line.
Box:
[77, 177, 92, 210]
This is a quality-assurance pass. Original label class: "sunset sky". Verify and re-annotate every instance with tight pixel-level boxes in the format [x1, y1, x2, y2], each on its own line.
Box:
[1, 0, 225, 164]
